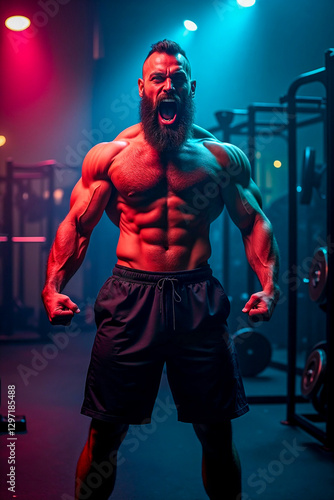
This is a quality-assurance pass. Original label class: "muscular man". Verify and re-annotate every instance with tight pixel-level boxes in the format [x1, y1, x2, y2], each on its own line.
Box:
[42, 40, 279, 500]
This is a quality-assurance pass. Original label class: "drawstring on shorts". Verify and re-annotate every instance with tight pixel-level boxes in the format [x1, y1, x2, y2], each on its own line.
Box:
[157, 278, 182, 330]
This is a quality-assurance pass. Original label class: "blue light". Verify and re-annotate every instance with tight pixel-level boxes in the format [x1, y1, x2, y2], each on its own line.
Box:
[184, 20, 198, 31]
[237, 0, 256, 7]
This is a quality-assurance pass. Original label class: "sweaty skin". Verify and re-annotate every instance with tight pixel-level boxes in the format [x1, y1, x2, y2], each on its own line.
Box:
[42, 52, 279, 326]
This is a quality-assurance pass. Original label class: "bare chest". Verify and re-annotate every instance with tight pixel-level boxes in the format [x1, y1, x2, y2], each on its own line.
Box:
[109, 142, 222, 204]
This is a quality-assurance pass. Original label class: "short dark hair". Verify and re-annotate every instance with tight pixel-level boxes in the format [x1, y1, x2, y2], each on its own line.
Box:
[144, 39, 191, 76]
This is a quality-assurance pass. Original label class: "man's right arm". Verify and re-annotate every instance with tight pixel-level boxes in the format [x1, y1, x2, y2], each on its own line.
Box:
[42, 141, 126, 325]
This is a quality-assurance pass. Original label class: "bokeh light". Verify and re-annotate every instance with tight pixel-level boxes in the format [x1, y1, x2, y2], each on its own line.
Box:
[237, 0, 256, 7]
[5, 16, 31, 31]
[184, 20, 198, 31]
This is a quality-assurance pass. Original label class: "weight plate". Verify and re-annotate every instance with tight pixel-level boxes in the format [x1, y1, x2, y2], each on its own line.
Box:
[308, 247, 328, 303]
[301, 347, 327, 398]
[232, 328, 272, 377]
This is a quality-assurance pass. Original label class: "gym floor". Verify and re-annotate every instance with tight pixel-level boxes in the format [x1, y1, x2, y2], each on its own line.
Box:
[0, 330, 333, 500]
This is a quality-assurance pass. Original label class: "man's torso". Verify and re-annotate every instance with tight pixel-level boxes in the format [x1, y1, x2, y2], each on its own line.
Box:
[99, 125, 229, 271]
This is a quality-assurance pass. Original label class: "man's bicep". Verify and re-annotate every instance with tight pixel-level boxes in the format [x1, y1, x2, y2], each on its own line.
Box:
[69, 178, 112, 235]
[223, 180, 263, 231]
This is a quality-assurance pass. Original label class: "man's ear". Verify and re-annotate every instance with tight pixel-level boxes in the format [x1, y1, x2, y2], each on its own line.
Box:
[138, 78, 144, 98]
[191, 80, 196, 98]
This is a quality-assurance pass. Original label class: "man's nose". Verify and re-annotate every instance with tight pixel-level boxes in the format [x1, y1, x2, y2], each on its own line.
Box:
[164, 78, 174, 92]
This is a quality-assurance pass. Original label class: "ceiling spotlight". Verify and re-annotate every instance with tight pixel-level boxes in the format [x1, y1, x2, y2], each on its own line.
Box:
[184, 20, 198, 31]
[237, 0, 256, 7]
[5, 16, 31, 31]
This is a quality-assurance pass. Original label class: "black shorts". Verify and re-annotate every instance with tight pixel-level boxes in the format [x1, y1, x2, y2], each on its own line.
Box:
[81, 264, 249, 424]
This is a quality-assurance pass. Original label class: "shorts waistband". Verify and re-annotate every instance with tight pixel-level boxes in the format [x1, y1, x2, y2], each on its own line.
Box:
[112, 264, 213, 285]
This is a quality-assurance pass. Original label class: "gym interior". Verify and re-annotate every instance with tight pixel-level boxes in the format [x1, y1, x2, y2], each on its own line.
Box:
[0, 1, 333, 499]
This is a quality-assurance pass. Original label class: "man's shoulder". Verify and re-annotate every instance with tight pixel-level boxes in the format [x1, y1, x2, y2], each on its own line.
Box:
[115, 123, 143, 140]
[191, 126, 249, 167]
[202, 140, 250, 168]
[192, 124, 217, 140]
[81, 139, 130, 183]
[200, 140, 251, 186]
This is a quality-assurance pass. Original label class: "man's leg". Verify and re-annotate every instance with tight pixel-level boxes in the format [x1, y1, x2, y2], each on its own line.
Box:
[75, 419, 129, 500]
[193, 421, 241, 500]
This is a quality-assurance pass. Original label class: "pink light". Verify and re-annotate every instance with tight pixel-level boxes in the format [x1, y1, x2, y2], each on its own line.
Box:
[0, 236, 46, 243]
[5, 16, 31, 32]
[12, 236, 46, 242]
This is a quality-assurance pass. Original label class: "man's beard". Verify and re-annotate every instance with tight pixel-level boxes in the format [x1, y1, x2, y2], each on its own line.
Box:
[140, 91, 195, 153]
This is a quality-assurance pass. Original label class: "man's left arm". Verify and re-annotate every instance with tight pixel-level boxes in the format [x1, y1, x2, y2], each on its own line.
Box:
[204, 141, 280, 321]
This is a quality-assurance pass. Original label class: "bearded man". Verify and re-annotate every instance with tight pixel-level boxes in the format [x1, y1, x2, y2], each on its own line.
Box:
[42, 40, 280, 500]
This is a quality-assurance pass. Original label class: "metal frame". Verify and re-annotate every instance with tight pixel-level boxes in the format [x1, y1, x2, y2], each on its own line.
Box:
[0, 159, 57, 336]
[282, 49, 334, 449]
[209, 91, 326, 408]
[210, 102, 324, 295]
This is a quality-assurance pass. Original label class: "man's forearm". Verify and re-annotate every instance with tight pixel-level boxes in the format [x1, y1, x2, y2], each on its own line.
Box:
[242, 213, 280, 296]
[43, 218, 90, 294]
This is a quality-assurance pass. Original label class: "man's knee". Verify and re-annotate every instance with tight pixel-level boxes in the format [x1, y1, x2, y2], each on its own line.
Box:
[193, 421, 232, 453]
[89, 419, 129, 451]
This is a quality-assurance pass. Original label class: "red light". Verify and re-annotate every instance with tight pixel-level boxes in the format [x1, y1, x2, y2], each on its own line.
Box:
[5, 16, 31, 31]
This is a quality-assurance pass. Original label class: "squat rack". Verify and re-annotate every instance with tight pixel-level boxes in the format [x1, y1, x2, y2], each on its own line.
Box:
[210, 100, 325, 298]
[281, 48, 334, 450]
[209, 70, 328, 414]
[0, 159, 58, 337]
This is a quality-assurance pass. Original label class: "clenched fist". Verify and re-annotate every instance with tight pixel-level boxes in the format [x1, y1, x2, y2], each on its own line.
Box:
[42, 289, 80, 326]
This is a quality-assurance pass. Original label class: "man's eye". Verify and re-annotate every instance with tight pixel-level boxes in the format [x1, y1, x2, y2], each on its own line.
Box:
[173, 75, 187, 84]
[152, 76, 164, 82]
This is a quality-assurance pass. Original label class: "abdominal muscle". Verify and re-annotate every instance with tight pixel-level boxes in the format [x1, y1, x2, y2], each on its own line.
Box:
[114, 198, 212, 272]
[116, 232, 211, 271]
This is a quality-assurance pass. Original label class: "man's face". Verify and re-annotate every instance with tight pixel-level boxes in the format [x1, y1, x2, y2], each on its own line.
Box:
[138, 52, 196, 152]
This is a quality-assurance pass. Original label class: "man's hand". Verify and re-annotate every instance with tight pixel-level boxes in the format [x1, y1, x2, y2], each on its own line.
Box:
[242, 288, 280, 322]
[42, 290, 80, 326]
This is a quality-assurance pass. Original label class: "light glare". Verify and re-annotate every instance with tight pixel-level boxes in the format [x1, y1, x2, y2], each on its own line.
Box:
[237, 0, 256, 7]
[184, 20, 197, 31]
[0, 136, 6, 147]
[273, 160, 282, 168]
[5, 16, 31, 31]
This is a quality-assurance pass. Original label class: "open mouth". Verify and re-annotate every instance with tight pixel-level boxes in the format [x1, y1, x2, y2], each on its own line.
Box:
[158, 99, 178, 125]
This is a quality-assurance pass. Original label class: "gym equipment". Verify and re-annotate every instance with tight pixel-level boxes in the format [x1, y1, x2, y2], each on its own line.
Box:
[308, 247, 328, 303]
[300, 147, 326, 205]
[301, 342, 328, 415]
[232, 328, 272, 377]
[283, 49, 333, 449]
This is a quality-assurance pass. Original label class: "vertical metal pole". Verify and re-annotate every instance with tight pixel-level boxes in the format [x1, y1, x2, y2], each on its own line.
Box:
[47, 164, 55, 249]
[3, 159, 14, 335]
[222, 126, 231, 293]
[18, 181, 25, 303]
[247, 106, 256, 295]
[286, 93, 298, 423]
[325, 49, 334, 450]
